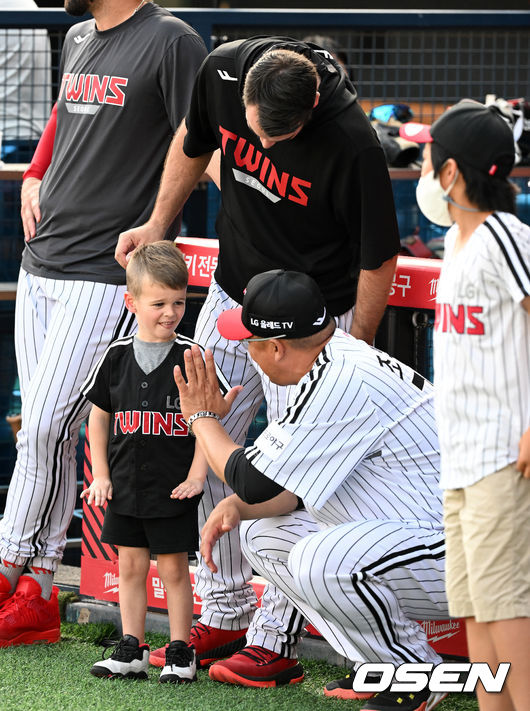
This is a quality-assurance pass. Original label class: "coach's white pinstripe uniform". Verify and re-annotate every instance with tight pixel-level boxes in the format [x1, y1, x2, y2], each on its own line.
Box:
[434, 212, 530, 489]
[236, 329, 447, 665]
[193, 277, 353, 650]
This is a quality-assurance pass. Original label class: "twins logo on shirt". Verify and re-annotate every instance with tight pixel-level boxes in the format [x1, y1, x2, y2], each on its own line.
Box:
[59, 73, 128, 115]
[114, 411, 189, 436]
[219, 125, 312, 206]
[434, 303, 485, 335]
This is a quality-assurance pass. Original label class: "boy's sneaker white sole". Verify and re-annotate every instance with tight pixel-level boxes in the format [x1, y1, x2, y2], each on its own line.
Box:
[159, 641, 197, 684]
[90, 635, 149, 680]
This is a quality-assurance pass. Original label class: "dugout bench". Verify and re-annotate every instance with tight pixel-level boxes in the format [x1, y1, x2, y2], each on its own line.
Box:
[79, 240, 468, 660]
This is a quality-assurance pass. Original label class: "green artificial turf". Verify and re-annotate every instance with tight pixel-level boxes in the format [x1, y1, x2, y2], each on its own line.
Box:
[0, 621, 479, 711]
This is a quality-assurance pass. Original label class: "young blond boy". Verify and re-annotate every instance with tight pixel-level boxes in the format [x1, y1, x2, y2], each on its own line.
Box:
[81, 241, 227, 683]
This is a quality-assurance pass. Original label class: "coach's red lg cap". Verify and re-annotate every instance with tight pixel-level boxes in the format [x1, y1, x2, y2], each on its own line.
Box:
[399, 99, 515, 178]
[217, 269, 330, 341]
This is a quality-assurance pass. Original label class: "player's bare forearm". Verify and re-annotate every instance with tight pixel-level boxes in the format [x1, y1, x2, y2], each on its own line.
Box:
[200, 492, 298, 572]
[204, 149, 221, 190]
[174, 345, 243, 482]
[516, 427, 530, 479]
[187, 417, 239, 484]
[115, 122, 212, 268]
[350, 254, 398, 344]
[150, 122, 212, 232]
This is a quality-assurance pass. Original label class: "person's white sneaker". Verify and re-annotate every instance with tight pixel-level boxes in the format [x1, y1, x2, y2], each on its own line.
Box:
[90, 634, 149, 679]
[159, 640, 197, 683]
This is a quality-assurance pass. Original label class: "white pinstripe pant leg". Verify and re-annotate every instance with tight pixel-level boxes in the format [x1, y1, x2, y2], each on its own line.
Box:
[289, 521, 448, 665]
[241, 511, 319, 659]
[0, 270, 135, 571]
[243, 514, 447, 665]
[193, 281, 263, 628]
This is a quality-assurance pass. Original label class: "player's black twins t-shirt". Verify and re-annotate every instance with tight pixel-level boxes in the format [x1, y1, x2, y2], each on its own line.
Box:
[82, 334, 227, 518]
[184, 36, 400, 315]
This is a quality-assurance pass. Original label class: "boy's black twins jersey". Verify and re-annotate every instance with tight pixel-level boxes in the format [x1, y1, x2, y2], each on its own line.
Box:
[82, 335, 228, 518]
[184, 36, 400, 315]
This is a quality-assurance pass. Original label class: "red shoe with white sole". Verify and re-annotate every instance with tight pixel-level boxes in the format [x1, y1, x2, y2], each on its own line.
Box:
[149, 621, 247, 668]
[208, 645, 304, 687]
[0, 575, 60, 647]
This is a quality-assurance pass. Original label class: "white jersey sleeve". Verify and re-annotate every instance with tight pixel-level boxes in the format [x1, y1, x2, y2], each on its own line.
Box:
[245, 343, 386, 509]
[483, 212, 530, 303]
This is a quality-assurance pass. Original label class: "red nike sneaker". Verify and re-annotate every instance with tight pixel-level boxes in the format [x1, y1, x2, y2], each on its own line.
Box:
[149, 622, 248, 668]
[0, 572, 13, 609]
[0, 575, 60, 647]
[208, 645, 304, 687]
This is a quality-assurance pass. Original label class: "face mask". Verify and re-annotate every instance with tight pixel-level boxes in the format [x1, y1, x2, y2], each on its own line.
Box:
[416, 169, 457, 227]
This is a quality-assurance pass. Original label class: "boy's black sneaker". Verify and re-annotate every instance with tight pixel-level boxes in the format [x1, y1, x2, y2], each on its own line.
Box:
[90, 635, 149, 679]
[361, 687, 448, 711]
[159, 640, 197, 684]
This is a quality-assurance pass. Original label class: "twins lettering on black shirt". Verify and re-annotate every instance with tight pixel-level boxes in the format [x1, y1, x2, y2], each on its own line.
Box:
[219, 125, 312, 206]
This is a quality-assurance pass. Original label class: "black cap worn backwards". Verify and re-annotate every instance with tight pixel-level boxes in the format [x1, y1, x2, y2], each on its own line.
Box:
[399, 99, 515, 178]
[217, 269, 331, 340]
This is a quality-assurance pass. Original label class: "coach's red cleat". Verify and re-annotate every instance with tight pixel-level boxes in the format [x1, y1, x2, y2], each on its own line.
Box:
[324, 670, 379, 699]
[0, 572, 13, 609]
[149, 643, 169, 667]
[208, 645, 304, 687]
[0, 575, 60, 647]
[149, 622, 247, 668]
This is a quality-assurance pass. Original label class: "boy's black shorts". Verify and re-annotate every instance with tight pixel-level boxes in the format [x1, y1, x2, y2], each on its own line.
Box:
[101, 507, 199, 555]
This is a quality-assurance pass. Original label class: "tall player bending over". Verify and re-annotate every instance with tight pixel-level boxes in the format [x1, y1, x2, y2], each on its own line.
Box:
[173, 269, 451, 711]
[401, 101, 530, 711]
[81, 242, 228, 682]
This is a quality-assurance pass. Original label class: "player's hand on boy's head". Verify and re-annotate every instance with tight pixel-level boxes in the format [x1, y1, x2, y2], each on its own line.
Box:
[114, 221, 164, 269]
[173, 345, 242, 422]
[171, 478, 204, 499]
[80, 479, 113, 507]
[516, 427, 530, 479]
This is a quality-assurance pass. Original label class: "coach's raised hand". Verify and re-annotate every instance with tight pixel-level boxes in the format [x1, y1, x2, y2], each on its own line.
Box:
[174, 345, 242, 423]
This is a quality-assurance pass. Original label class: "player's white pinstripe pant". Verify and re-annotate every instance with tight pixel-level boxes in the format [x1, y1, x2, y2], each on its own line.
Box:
[241, 510, 448, 665]
[194, 278, 353, 655]
[0, 269, 136, 571]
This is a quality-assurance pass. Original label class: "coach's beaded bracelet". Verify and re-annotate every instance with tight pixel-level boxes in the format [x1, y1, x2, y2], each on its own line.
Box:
[186, 410, 221, 436]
